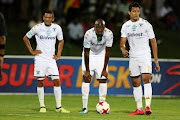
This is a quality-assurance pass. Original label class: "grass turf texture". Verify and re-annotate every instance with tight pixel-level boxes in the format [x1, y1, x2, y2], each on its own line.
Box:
[0, 95, 180, 120]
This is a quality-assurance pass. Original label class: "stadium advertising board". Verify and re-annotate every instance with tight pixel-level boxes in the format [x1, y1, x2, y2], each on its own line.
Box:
[0, 56, 180, 95]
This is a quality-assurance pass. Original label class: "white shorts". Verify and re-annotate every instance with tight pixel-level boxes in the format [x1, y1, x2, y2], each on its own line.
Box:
[82, 55, 108, 79]
[129, 57, 152, 77]
[34, 57, 59, 80]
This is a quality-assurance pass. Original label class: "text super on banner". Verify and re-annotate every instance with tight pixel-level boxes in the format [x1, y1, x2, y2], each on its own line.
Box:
[0, 56, 180, 96]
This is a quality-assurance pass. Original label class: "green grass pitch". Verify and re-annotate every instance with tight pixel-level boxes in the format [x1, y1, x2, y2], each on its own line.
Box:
[0, 95, 180, 120]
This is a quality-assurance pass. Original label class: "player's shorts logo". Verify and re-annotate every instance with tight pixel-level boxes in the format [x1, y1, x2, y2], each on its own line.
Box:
[36, 71, 40, 75]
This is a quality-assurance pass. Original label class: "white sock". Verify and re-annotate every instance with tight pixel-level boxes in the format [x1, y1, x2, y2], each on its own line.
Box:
[99, 83, 107, 102]
[54, 86, 62, 108]
[144, 83, 152, 107]
[82, 82, 90, 108]
[37, 87, 45, 107]
[133, 85, 143, 110]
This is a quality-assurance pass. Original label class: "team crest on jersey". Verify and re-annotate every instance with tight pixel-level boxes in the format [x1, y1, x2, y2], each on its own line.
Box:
[53, 28, 56, 31]
[139, 23, 143, 27]
[46, 30, 52, 35]
[132, 25, 137, 31]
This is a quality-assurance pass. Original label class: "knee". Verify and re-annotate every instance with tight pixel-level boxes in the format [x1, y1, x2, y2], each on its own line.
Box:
[132, 82, 141, 87]
[143, 78, 151, 84]
[83, 76, 91, 83]
[53, 79, 60, 87]
[142, 74, 151, 84]
[37, 80, 44, 87]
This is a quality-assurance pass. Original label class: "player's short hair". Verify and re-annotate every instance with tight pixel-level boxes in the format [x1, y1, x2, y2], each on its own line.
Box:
[43, 10, 54, 17]
[129, 2, 141, 12]
[95, 19, 105, 26]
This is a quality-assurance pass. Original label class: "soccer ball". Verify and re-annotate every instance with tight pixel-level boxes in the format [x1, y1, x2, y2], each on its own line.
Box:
[96, 101, 110, 114]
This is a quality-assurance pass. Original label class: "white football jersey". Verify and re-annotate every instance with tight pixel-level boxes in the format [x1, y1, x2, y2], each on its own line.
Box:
[26, 22, 63, 60]
[83, 27, 113, 55]
[121, 18, 155, 58]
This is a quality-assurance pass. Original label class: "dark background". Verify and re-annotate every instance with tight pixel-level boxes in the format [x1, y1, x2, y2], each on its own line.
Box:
[0, 0, 180, 58]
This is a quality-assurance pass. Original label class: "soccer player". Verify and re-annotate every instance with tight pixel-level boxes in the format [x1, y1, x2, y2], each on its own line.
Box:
[23, 10, 70, 113]
[80, 19, 113, 114]
[120, 2, 160, 115]
[0, 12, 7, 78]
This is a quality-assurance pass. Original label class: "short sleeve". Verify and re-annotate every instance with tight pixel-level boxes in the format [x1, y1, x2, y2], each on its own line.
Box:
[83, 31, 91, 48]
[106, 30, 113, 47]
[26, 26, 37, 39]
[146, 22, 155, 39]
[57, 26, 63, 41]
[121, 24, 127, 37]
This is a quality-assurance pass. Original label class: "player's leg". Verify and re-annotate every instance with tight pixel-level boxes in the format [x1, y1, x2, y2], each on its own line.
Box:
[95, 55, 108, 103]
[47, 60, 70, 113]
[142, 74, 152, 115]
[80, 55, 94, 114]
[141, 57, 152, 115]
[37, 78, 46, 113]
[52, 78, 70, 113]
[98, 79, 107, 102]
[80, 74, 92, 113]
[34, 57, 46, 113]
[128, 58, 144, 115]
[128, 76, 144, 115]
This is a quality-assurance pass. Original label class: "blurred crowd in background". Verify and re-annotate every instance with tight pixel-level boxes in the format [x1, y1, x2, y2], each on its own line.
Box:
[0, 0, 180, 52]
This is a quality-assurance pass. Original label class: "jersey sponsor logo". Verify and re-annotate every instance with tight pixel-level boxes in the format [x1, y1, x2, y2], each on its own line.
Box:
[40, 35, 56, 40]
[127, 33, 143, 37]
[91, 42, 105, 46]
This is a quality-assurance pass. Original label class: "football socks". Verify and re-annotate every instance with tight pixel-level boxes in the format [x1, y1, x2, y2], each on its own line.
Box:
[133, 85, 143, 110]
[144, 83, 152, 107]
[82, 82, 90, 108]
[99, 83, 107, 102]
[54, 86, 62, 108]
[37, 87, 45, 108]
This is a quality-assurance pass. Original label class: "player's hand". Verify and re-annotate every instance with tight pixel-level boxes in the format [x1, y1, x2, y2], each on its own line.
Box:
[83, 71, 91, 82]
[101, 70, 108, 78]
[30, 50, 42, 55]
[122, 50, 129, 57]
[155, 62, 160, 72]
[0, 56, 4, 66]
[53, 55, 60, 60]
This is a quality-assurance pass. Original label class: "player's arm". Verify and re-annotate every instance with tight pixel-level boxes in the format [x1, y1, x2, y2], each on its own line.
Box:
[84, 48, 90, 72]
[0, 13, 7, 66]
[120, 37, 129, 57]
[83, 48, 91, 82]
[53, 40, 64, 60]
[23, 35, 42, 55]
[0, 36, 6, 65]
[150, 38, 160, 72]
[101, 47, 111, 78]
